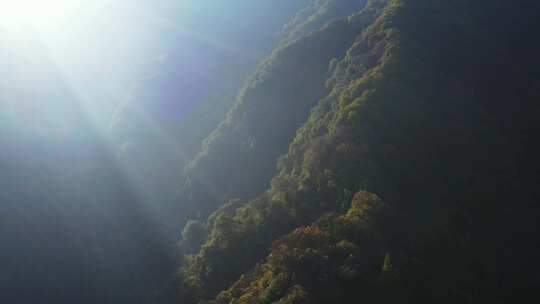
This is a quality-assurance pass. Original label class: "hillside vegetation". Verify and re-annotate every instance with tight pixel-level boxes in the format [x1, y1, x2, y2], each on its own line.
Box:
[174, 0, 540, 303]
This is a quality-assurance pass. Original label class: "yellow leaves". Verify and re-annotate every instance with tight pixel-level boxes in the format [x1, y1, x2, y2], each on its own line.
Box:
[276, 285, 309, 304]
[336, 239, 358, 252]
[343, 90, 371, 123]
[211, 190, 387, 303]
[345, 191, 385, 222]
[382, 253, 393, 273]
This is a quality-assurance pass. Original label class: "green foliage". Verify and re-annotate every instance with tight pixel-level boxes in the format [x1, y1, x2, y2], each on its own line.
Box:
[382, 253, 392, 273]
[212, 192, 387, 304]
[180, 220, 208, 255]
[177, 0, 540, 303]
[281, 0, 368, 46]
[177, 2, 389, 302]
[183, 0, 386, 222]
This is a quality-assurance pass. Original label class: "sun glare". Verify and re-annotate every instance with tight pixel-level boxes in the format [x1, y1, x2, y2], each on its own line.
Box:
[0, 0, 82, 31]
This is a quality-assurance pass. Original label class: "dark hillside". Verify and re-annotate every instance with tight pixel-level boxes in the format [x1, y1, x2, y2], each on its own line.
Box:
[177, 0, 540, 303]
[183, 0, 376, 221]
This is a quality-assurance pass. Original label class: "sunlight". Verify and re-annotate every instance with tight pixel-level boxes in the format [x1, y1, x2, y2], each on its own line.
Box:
[0, 0, 83, 30]
[0, 0, 142, 133]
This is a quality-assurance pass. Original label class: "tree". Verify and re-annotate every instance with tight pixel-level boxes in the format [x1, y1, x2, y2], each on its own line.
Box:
[180, 220, 207, 255]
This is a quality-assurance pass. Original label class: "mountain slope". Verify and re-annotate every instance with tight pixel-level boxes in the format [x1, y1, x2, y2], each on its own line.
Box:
[108, 1, 318, 245]
[177, 1, 387, 302]
[183, 0, 375, 222]
[281, 0, 368, 45]
[176, 0, 540, 303]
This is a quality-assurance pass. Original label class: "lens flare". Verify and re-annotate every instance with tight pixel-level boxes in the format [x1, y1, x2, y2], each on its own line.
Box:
[0, 0, 82, 30]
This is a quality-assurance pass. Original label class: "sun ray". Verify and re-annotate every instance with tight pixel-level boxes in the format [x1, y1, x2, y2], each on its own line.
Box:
[0, 0, 82, 30]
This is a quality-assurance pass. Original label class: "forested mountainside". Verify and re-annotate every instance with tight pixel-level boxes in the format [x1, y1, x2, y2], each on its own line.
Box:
[281, 0, 368, 45]
[174, 0, 540, 303]
[183, 0, 383, 220]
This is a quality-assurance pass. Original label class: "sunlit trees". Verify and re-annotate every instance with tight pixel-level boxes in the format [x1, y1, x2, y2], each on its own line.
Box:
[176, 0, 540, 303]
[212, 191, 387, 304]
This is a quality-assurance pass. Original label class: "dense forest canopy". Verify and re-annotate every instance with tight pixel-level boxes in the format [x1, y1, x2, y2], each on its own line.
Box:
[2, 0, 540, 303]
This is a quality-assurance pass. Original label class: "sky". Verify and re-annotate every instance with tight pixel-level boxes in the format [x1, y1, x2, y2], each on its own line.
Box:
[0, 0, 304, 232]
[0, 0, 310, 138]
[0, 0, 248, 135]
